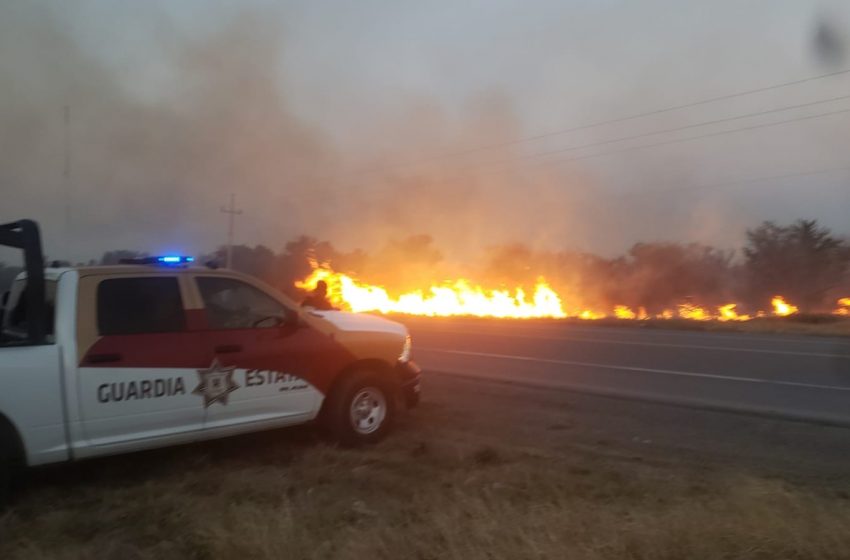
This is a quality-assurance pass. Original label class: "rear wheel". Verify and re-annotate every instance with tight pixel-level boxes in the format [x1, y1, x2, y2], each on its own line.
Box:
[323, 369, 397, 446]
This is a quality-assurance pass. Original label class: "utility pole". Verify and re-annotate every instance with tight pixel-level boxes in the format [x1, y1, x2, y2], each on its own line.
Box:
[220, 193, 242, 269]
[63, 105, 72, 262]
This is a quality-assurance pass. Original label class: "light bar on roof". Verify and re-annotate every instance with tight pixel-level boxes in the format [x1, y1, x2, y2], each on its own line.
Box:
[156, 255, 194, 264]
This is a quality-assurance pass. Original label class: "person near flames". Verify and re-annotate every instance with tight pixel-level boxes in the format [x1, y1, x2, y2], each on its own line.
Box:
[301, 280, 335, 310]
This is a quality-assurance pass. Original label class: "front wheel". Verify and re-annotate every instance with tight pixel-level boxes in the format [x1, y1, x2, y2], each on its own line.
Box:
[323, 369, 397, 446]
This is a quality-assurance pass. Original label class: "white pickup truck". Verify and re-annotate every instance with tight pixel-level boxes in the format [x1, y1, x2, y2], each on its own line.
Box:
[0, 220, 420, 502]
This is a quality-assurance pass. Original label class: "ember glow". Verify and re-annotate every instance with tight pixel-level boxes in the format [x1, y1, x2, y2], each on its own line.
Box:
[296, 263, 843, 321]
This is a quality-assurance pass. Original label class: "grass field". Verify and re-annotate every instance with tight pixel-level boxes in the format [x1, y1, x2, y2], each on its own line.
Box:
[2, 376, 850, 560]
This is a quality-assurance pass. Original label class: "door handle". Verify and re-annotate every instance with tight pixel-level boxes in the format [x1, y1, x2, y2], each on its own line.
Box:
[86, 353, 122, 364]
[214, 344, 243, 354]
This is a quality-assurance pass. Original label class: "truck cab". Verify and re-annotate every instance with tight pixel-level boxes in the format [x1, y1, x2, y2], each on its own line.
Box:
[0, 220, 420, 500]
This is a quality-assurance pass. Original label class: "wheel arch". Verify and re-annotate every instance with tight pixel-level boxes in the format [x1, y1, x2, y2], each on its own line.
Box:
[320, 358, 399, 413]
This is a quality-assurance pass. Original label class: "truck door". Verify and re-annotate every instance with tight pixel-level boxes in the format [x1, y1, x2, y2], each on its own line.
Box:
[192, 275, 322, 432]
[77, 275, 208, 450]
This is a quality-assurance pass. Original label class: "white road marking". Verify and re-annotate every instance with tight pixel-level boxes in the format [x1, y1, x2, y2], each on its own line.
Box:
[415, 329, 850, 359]
[420, 348, 850, 392]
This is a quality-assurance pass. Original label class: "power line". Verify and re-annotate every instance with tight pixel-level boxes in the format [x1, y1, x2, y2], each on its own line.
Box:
[535, 106, 850, 169]
[356, 67, 850, 174]
[329, 105, 850, 198]
[272, 68, 850, 192]
[614, 165, 850, 199]
[376, 104, 850, 184]
[522, 93, 850, 162]
[436, 93, 850, 176]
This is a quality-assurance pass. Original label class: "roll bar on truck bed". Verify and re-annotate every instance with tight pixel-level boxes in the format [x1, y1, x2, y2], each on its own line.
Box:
[0, 219, 47, 344]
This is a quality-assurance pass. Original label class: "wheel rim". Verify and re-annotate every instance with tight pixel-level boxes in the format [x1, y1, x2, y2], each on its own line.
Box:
[349, 387, 387, 435]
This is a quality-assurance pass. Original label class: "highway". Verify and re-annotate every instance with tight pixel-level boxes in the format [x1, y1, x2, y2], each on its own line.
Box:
[403, 318, 850, 426]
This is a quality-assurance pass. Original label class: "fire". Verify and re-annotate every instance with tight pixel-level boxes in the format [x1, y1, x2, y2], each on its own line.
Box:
[295, 264, 567, 318]
[578, 310, 606, 320]
[677, 303, 711, 321]
[835, 298, 850, 316]
[771, 296, 798, 317]
[614, 305, 636, 319]
[613, 306, 650, 320]
[717, 303, 751, 322]
[295, 263, 826, 322]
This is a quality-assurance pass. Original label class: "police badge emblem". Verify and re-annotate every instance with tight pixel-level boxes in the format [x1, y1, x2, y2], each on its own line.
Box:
[193, 358, 240, 407]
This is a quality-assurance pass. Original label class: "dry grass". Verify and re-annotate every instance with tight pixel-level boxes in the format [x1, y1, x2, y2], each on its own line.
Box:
[2, 406, 850, 560]
[402, 315, 850, 338]
[719, 316, 850, 337]
[562, 315, 850, 338]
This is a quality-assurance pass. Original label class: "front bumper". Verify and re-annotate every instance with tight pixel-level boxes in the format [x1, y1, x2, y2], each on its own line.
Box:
[396, 360, 421, 408]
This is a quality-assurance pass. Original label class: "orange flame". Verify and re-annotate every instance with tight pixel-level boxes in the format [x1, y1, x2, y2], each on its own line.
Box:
[677, 303, 711, 321]
[295, 264, 567, 318]
[717, 303, 751, 322]
[835, 298, 850, 316]
[295, 264, 822, 322]
[771, 296, 798, 317]
[612, 306, 649, 320]
[578, 310, 606, 320]
[614, 305, 636, 319]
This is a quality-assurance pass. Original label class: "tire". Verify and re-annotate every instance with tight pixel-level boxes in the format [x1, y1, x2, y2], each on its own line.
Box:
[323, 369, 397, 446]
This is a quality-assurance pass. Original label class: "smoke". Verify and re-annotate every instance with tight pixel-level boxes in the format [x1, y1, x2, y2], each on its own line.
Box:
[1, 4, 341, 261]
[0, 2, 588, 265]
[2, 0, 849, 276]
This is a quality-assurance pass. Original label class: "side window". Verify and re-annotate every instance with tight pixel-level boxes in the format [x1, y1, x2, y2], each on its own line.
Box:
[97, 277, 186, 335]
[196, 277, 290, 330]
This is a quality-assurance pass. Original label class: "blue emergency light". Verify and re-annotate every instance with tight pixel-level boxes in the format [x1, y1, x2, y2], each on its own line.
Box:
[119, 255, 196, 265]
[155, 255, 194, 265]
[157, 255, 194, 264]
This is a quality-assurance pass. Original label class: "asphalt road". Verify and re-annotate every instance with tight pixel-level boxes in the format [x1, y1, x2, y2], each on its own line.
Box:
[402, 318, 850, 426]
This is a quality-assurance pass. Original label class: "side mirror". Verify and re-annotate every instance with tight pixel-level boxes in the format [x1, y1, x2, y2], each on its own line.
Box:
[284, 311, 308, 330]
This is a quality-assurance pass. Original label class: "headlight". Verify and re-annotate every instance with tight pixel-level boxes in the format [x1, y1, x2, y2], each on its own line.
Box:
[399, 334, 412, 362]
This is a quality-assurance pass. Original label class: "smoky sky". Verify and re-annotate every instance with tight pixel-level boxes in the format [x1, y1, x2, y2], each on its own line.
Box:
[1, 0, 849, 265]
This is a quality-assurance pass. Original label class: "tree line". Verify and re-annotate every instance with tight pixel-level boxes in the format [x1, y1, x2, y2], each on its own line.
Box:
[198, 219, 848, 313]
[1, 219, 848, 313]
